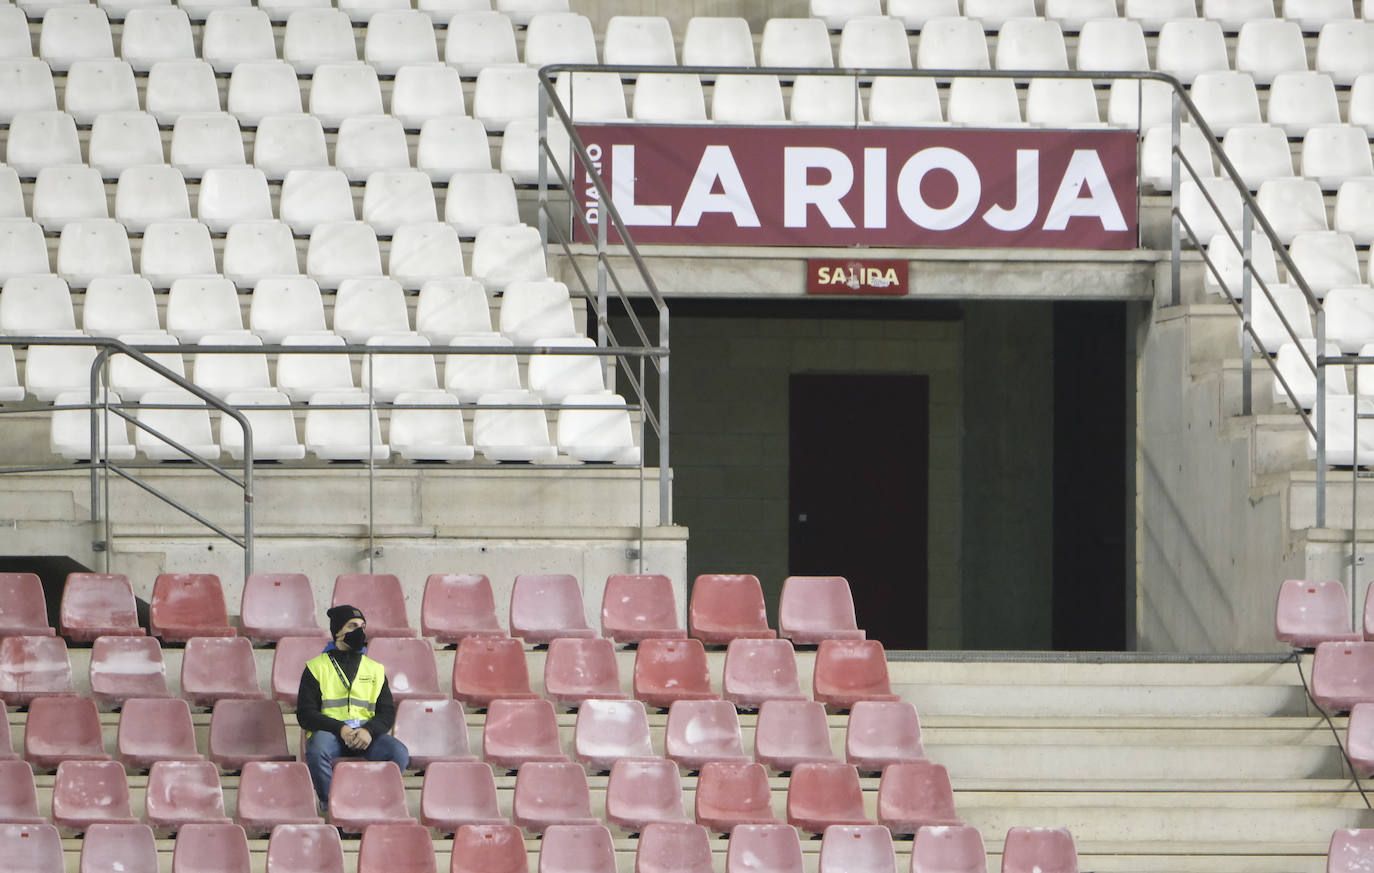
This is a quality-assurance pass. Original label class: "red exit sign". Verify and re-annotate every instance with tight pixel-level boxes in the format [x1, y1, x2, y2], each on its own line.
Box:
[807, 259, 909, 296]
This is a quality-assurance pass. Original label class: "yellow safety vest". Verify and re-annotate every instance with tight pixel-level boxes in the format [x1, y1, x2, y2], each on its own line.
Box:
[305, 651, 385, 739]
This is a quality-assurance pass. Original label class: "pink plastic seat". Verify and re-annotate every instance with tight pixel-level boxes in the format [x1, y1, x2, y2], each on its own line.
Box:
[786, 762, 871, 835]
[328, 760, 413, 833]
[510, 574, 596, 645]
[0, 823, 63, 873]
[60, 573, 143, 642]
[271, 635, 330, 706]
[420, 760, 506, 832]
[358, 823, 437, 873]
[450, 824, 528, 873]
[846, 701, 925, 772]
[633, 638, 716, 709]
[240, 573, 322, 643]
[81, 823, 158, 873]
[264, 824, 345, 873]
[1312, 641, 1374, 712]
[90, 635, 170, 707]
[451, 636, 538, 707]
[878, 760, 962, 835]
[1362, 585, 1374, 641]
[0, 635, 75, 707]
[421, 574, 505, 645]
[1330, 830, 1374, 873]
[52, 760, 139, 831]
[722, 638, 806, 709]
[23, 695, 108, 770]
[117, 697, 202, 770]
[237, 761, 324, 833]
[1001, 827, 1078, 873]
[0, 709, 12, 760]
[544, 637, 625, 705]
[512, 761, 597, 834]
[0, 573, 54, 637]
[636, 822, 714, 873]
[1276, 579, 1362, 647]
[754, 699, 836, 772]
[689, 574, 776, 644]
[665, 699, 749, 770]
[812, 639, 899, 710]
[151, 574, 236, 642]
[145, 759, 230, 831]
[0, 759, 45, 823]
[726, 824, 803, 873]
[483, 698, 568, 770]
[605, 757, 688, 833]
[367, 637, 445, 702]
[573, 698, 654, 771]
[182, 637, 266, 709]
[820, 825, 897, 873]
[208, 698, 292, 771]
[1349, 703, 1374, 776]
[779, 576, 865, 644]
[394, 699, 476, 771]
[333, 574, 415, 637]
[542, 824, 619, 873]
[171, 823, 251, 873]
[911, 826, 987, 873]
[601, 574, 686, 644]
[694, 761, 777, 833]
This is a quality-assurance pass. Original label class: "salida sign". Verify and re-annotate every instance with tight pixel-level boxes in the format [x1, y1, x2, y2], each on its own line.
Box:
[572, 125, 1138, 249]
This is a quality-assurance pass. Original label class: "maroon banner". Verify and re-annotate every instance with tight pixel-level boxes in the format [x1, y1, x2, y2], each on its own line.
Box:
[572, 124, 1137, 249]
[807, 259, 909, 295]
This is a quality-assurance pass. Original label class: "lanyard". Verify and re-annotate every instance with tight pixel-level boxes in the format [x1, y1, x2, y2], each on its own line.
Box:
[327, 652, 355, 706]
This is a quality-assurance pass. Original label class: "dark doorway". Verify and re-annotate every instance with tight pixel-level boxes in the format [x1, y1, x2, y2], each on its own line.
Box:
[788, 373, 930, 649]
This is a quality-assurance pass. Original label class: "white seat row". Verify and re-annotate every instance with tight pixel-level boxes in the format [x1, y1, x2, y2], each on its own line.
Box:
[1142, 121, 1374, 191]
[8, 0, 568, 24]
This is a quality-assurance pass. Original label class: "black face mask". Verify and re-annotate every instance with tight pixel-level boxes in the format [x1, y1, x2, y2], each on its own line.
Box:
[342, 627, 367, 650]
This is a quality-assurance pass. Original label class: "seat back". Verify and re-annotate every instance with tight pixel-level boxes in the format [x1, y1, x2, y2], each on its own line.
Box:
[272, 636, 331, 705]
[1312, 640, 1374, 711]
[877, 760, 961, 835]
[813, 639, 898, 708]
[725, 824, 803, 873]
[605, 757, 686, 832]
[81, 824, 158, 873]
[634, 638, 715, 708]
[145, 759, 229, 830]
[24, 694, 107, 771]
[151, 573, 234, 641]
[238, 762, 325, 833]
[1276, 579, 1361, 646]
[333, 574, 414, 636]
[754, 699, 836, 772]
[90, 635, 169, 706]
[544, 637, 624, 705]
[539, 824, 617, 873]
[573, 698, 654, 771]
[328, 761, 412, 833]
[171, 824, 251, 873]
[450, 824, 527, 873]
[819, 825, 897, 873]
[451, 636, 535, 706]
[394, 699, 474, 770]
[181, 637, 265, 708]
[483, 698, 567, 770]
[241, 573, 320, 642]
[779, 576, 864, 643]
[0, 758, 43, 822]
[421, 574, 504, 644]
[0, 573, 53, 637]
[911, 825, 988, 873]
[357, 823, 437, 873]
[0, 635, 73, 706]
[208, 698, 292, 770]
[1001, 827, 1078, 873]
[846, 701, 924, 771]
[665, 700, 747, 770]
[601, 574, 683, 644]
[694, 761, 776, 833]
[0, 823, 63, 873]
[689, 574, 774, 644]
[636, 821, 714, 873]
[116, 697, 201, 770]
[264, 824, 344, 873]
[511, 761, 595, 833]
[419, 760, 505, 832]
[367, 637, 443, 701]
[786, 762, 870, 834]
[722, 638, 805, 709]
[52, 760, 137, 829]
[509, 573, 593, 644]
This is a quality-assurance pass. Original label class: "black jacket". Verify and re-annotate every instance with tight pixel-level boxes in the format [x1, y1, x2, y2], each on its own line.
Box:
[296, 648, 397, 739]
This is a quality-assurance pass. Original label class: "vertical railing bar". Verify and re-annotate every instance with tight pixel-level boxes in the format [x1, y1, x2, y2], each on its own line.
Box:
[1354, 364, 1361, 631]
[538, 79, 549, 251]
[1318, 308, 1328, 529]
[1242, 208, 1253, 417]
[101, 354, 111, 572]
[1170, 90, 1181, 307]
[368, 350, 376, 574]
[638, 354, 646, 575]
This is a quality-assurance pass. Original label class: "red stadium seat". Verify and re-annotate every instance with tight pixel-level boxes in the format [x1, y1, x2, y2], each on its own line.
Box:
[573, 698, 654, 772]
[208, 698, 293, 771]
[0, 635, 75, 707]
[1330, 830, 1374, 873]
[725, 824, 803, 873]
[482, 698, 568, 770]
[633, 638, 716, 708]
[450, 824, 527, 873]
[694, 761, 777, 833]
[539, 824, 616, 873]
[636, 822, 714, 873]
[544, 636, 625, 706]
[1000, 827, 1078, 873]
[60, 573, 142, 642]
[0, 759, 44, 823]
[754, 699, 836, 773]
[393, 699, 476, 771]
[0, 709, 12, 760]
[358, 823, 437, 873]
[812, 639, 899, 710]
[451, 636, 537, 707]
[1311, 641, 1374, 712]
[1350, 704, 1374, 776]
[328, 760, 412, 833]
[689, 574, 776, 644]
[367, 637, 445, 702]
[151, 573, 236, 642]
[24, 695, 108, 770]
[271, 635, 330, 706]
[0, 573, 54, 637]
[80, 824, 158, 873]
[171, 824, 251, 873]
[819, 825, 898, 873]
[264, 824, 345, 873]
[52, 760, 139, 831]
[181, 637, 266, 708]
[145, 759, 230, 831]
[421, 574, 505, 645]
[665, 699, 749, 771]
[605, 757, 688, 833]
[117, 697, 203, 770]
[786, 762, 872, 835]
[878, 760, 963, 835]
[240, 573, 322, 643]
[779, 576, 866, 644]
[911, 825, 987, 873]
[601, 574, 686, 644]
[420, 760, 506, 832]
[237, 761, 324, 833]
[90, 635, 170, 707]
[722, 638, 806, 709]
[1275, 579, 1362, 647]
[0, 823, 63, 873]
[511, 761, 597, 833]
[509, 573, 596, 645]
[846, 700, 925, 772]
[332, 574, 415, 637]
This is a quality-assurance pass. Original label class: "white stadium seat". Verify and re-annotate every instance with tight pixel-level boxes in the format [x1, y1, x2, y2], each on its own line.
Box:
[119, 7, 195, 71]
[1286, 0, 1355, 32]
[1300, 124, 1374, 189]
[1288, 231, 1362, 297]
[603, 16, 675, 66]
[144, 60, 221, 126]
[527, 337, 604, 404]
[250, 278, 328, 343]
[191, 332, 272, 399]
[363, 171, 440, 236]
[947, 78, 1022, 126]
[32, 165, 109, 232]
[712, 75, 786, 124]
[283, 9, 358, 74]
[170, 113, 246, 180]
[39, 6, 114, 73]
[472, 65, 541, 133]
[390, 222, 466, 289]
[227, 61, 304, 128]
[418, 118, 493, 181]
[135, 388, 221, 461]
[1220, 124, 1294, 190]
[1204, 0, 1276, 31]
[307, 222, 384, 290]
[523, 12, 597, 67]
[554, 72, 628, 122]
[6, 111, 81, 178]
[445, 11, 519, 78]
[51, 389, 137, 458]
[0, 221, 53, 283]
[361, 334, 439, 402]
[305, 391, 390, 461]
[201, 8, 277, 73]
[309, 64, 385, 130]
[276, 333, 355, 401]
[495, 0, 568, 27]
[790, 75, 863, 125]
[1334, 179, 1374, 245]
[416, 278, 492, 342]
[1140, 124, 1215, 192]
[557, 392, 640, 465]
[335, 115, 411, 182]
[390, 64, 466, 130]
[1314, 21, 1374, 85]
[994, 18, 1068, 70]
[470, 224, 547, 292]
[1266, 71, 1342, 137]
[64, 59, 139, 125]
[1188, 72, 1262, 136]
[388, 390, 475, 462]
[682, 17, 755, 67]
[888, 0, 961, 31]
[89, 112, 164, 181]
[1076, 18, 1149, 71]
[837, 17, 913, 69]
[759, 18, 834, 68]
[109, 332, 184, 401]
[279, 169, 356, 236]
[222, 221, 300, 289]
[499, 280, 576, 346]
[0, 274, 74, 334]
[166, 277, 245, 342]
[333, 277, 411, 343]
[1124, 0, 1198, 32]
[197, 166, 274, 234]
[253, 114, 331, 180]
[631, 74, 707, 123]
[1234, 19, 1308, 84]
[0, 60, 59, 125]
[57, 219, 133, 288]
[1155, 19, 1229, 83]
[365, 10, 440, 75]
[1255, 178, 1329, 243]
[138, 220, 217, 287]
[810, 0, 881, 31]
[1025, 79, 1101, 127]
[220, 390, 307, 461]
[472, 389, 556, 462]
[82, 276, 159, 338]
[444, 333, 521, 401]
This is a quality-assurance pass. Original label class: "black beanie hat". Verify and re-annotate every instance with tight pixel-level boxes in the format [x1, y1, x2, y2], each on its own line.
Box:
[328, 604, 365, 637]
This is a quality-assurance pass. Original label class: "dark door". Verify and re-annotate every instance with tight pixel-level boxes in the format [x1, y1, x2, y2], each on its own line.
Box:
[788, 373, 929, 649]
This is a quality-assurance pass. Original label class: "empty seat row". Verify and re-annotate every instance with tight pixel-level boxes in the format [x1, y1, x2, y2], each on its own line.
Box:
[6, 0, 568, 23]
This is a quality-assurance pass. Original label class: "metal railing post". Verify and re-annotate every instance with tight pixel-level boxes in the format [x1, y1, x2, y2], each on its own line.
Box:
[367, 351, 376, 573]
[1241, 208, 1253, 416]
[1354, 364, 1361, 630]
[538, 81, 549, 250]
[1169, 92, 1181, 307]
[1318, 308, 1328, 528]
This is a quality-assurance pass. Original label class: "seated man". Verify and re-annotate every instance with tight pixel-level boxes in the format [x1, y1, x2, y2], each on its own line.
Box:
[298, 604, 410, 810]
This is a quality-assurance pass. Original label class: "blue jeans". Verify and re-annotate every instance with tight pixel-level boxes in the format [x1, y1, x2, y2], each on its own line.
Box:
[304, 730, 410, 808]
